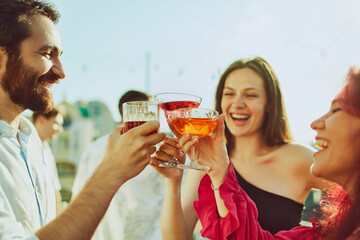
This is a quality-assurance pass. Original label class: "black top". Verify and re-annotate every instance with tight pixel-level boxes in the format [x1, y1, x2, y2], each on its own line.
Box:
[234, 169, 304, 234]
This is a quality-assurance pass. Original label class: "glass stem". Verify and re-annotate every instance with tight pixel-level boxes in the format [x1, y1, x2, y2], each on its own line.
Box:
[190, 141, 199, 167]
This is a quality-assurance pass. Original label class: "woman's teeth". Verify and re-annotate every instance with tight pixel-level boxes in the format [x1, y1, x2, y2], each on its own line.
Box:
[231, 113, 249, 120]
[314, 139, 329, 150]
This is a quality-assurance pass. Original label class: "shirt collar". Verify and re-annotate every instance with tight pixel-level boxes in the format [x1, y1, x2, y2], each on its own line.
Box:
[0, 116, 32, 137]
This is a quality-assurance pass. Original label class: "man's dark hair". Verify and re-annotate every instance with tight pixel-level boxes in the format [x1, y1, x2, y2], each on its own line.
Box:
[118, 90, 149, 119]
[32, 107, 60, 122]
[0, 0, 60, 58]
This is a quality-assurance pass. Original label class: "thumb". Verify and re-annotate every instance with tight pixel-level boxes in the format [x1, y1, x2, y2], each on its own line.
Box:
[214, 114, 226, 139]
[114, 123, 125, 135]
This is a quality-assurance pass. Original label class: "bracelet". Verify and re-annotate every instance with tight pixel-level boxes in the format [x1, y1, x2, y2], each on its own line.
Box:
[211, 182, 220, 191]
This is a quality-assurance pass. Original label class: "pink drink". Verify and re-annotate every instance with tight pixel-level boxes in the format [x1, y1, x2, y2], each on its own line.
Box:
[158, 101, 200, 114]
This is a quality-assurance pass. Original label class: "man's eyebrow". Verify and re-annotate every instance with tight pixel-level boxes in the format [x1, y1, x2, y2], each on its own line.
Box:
[38, 45, 63, 55]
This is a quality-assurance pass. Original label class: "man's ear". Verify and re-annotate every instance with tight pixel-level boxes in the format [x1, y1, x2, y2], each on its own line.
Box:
[0, 47, 8, 76]
[37, 115, 46, 124]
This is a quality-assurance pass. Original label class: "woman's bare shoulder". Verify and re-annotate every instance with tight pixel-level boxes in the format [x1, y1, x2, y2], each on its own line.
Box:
[276, 142, 315, 160]
[268, 143, 316, 172]
[271, 143, 327, 191]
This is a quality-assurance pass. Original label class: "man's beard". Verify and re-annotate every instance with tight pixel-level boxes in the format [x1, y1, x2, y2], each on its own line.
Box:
[1, 55, 57, 113]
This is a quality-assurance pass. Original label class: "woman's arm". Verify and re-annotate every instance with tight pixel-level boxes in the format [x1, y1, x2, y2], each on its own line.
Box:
[151, 138, 202, 240]
[179, 115, 230, 219]
[181, 170, 206, 238]
[195, 165, 317, 240]
[159, 171, 204, 240]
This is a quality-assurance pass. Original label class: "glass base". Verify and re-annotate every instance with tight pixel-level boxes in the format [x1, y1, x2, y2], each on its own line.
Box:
[158, 161, 178, 168]
[177, 162, 210, 171]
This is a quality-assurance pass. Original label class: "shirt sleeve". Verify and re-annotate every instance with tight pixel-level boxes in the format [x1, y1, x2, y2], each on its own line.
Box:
[193, 164, 318, 240]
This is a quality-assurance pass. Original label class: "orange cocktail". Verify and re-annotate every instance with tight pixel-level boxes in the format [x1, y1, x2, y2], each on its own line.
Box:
[171, 117, 217, 137]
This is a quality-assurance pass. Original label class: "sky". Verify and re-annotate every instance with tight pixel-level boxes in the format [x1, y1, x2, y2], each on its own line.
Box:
[50, 0, 360, 145]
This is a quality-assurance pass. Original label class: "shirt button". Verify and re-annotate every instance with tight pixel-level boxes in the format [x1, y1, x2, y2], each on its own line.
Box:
[10, 129, 15, 135]
[35, 186, 39, 191]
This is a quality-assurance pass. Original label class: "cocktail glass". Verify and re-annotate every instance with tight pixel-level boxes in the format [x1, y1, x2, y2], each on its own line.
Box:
[154, 92, 202, 168]
[168, 108, 219, 171]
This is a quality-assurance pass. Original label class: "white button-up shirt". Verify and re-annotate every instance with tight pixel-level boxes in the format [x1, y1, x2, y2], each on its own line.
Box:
[0, 117, 56, 239]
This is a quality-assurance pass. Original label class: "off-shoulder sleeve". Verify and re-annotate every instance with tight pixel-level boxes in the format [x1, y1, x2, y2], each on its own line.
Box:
[193, 164, 318, 240]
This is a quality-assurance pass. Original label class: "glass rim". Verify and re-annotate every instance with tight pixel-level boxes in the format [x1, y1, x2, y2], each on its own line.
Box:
[122, 100, 157, 106]
[170, 107, 219, 117]
[153, 92, 202, 102]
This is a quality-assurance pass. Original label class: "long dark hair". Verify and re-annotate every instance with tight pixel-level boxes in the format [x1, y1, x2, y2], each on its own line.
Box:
[319, 66, 360, 239]
[215, 57, 293, 154]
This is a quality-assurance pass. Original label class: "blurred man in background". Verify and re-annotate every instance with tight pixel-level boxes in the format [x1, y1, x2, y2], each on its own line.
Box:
[33, 108, 64, 215]
[72, 90, 165, 240]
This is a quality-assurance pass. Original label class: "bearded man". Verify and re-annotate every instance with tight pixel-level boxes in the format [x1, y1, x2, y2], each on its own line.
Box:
[0, 1, 165, 239]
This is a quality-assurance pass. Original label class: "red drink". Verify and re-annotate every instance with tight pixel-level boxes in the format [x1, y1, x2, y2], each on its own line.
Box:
[158, 101, 200, 112]
[123, 121, 158, 135]
[172, 117, 218, 137]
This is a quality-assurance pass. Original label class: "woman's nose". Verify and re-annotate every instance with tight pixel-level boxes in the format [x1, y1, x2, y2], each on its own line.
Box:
[311, 115, 325, 130]
[233, 95, 246, 108]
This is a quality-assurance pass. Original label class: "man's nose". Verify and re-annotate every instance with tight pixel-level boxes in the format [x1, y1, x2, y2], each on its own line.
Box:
[51, 58, 66, 79]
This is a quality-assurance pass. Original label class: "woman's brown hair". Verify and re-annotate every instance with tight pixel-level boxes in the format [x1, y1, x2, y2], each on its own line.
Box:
[215, 57, 293, 153]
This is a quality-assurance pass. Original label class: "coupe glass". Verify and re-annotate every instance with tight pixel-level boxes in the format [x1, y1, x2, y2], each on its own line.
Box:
[168, 108, 219, 171]
[154, 92, 201, 168]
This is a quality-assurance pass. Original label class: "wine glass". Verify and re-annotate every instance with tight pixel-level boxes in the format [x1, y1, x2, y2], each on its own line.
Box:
[168, 108, 219, 171]
[122, 101, 159, 134]
[154, 92, 202, 168]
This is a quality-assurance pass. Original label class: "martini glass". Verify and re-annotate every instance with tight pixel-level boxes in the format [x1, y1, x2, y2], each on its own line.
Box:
[154, 92, 202, 168]
[168, 108, 219, 171]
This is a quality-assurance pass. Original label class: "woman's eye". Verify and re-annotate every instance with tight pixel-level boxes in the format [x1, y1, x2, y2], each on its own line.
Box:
[246, 94, 257, 98]
[332, 108, 341, 113]
[223, 93, 234, 96]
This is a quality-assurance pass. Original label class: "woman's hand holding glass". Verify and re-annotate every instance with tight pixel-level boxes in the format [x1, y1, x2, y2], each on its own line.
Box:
[179, 115, 230, 185]
[150, 137, 186, 181]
